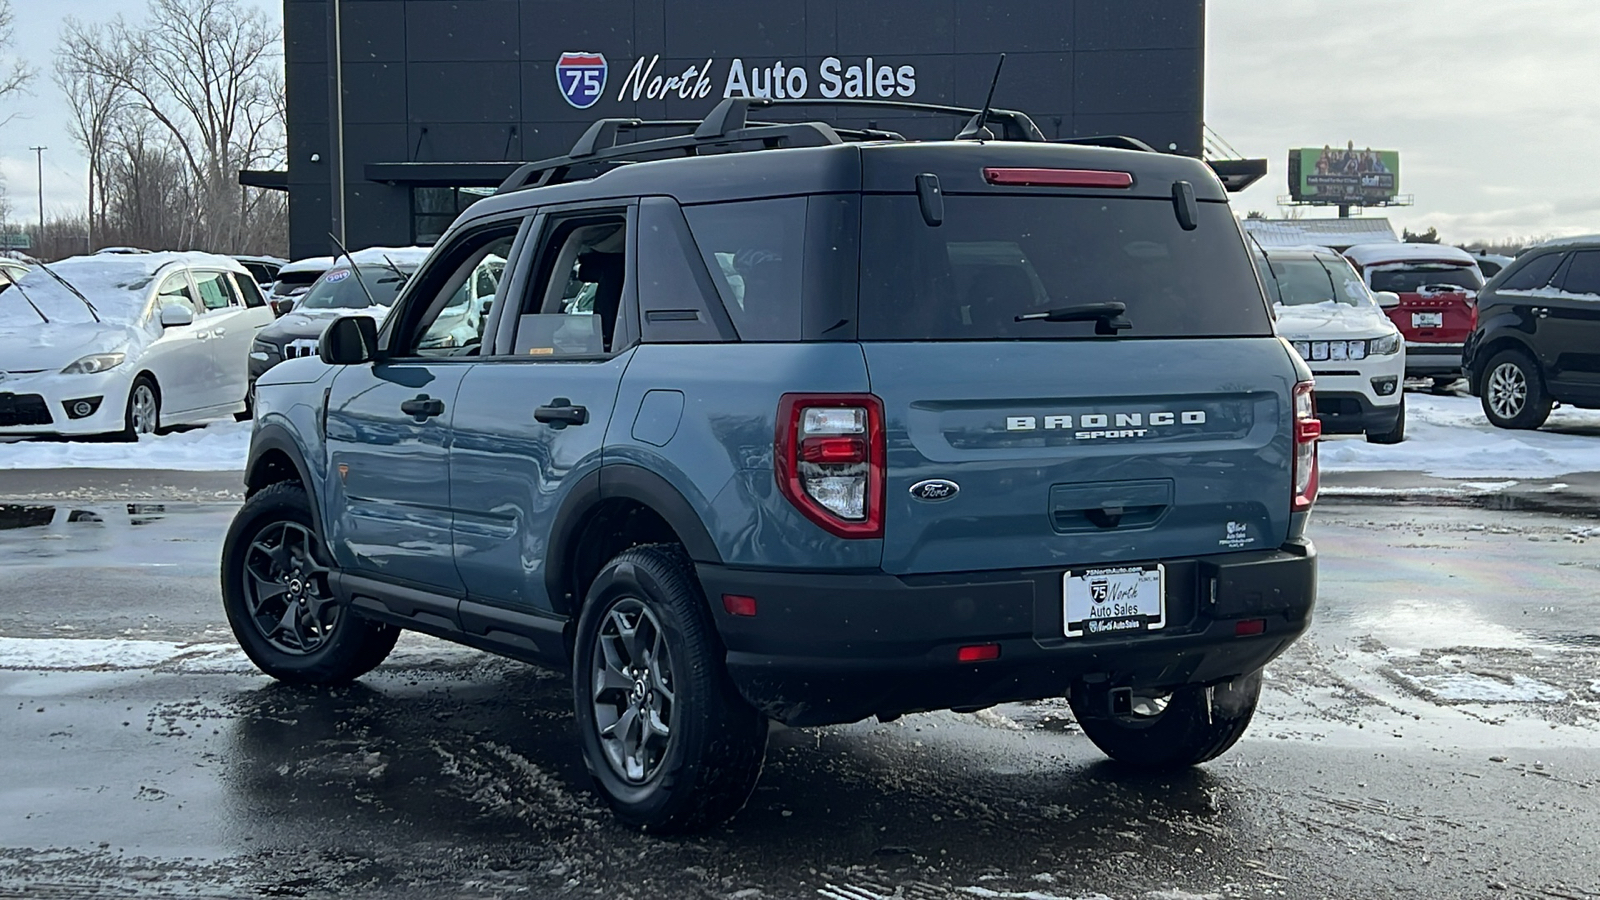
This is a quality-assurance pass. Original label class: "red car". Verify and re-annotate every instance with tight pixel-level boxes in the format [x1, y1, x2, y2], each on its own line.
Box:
[1344, 243, 1485, 387]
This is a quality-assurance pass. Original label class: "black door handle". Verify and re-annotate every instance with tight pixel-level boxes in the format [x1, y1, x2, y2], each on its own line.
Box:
[400, 394, 445, 420]
[534, 397, 589, 429]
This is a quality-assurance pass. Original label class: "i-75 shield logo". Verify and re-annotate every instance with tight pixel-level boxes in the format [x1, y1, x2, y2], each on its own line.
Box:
[556, 52, 607, 109]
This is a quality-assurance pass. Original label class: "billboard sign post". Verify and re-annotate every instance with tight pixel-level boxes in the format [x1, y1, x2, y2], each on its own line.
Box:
[1287, 144, 1400, 206]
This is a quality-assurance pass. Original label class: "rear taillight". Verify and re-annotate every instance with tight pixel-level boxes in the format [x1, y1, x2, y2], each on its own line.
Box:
[1291, 380, 1320, 512]
[776, 394, 885, 538]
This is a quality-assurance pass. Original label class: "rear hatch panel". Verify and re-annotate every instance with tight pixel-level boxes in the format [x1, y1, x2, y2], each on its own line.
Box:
[865, 339, 1296, 576]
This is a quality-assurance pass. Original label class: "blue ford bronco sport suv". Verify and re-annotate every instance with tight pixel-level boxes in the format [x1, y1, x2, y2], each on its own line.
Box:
[223, 98, 1320, 833]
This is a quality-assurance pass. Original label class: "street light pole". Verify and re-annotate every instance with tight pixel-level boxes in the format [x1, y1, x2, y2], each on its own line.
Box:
[28, 145, 46, 235]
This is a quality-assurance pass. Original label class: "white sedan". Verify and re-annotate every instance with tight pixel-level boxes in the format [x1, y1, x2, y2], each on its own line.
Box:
[0, 252, 274, 439]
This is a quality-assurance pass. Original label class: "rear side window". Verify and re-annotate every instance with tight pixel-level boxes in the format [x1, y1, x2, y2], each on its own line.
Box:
[1498, 252, 1564, 291]
[683, 198, 805, 341]
[1556, 250, 1600, 297]
[858, 196, 1272, 340]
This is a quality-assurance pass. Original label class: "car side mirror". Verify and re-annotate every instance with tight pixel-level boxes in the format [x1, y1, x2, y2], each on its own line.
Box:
[320, 315, 378, 365]
[1374, 291, 1401, 308]
[159, 304, 194, 327]
[271, 297, 295, 317]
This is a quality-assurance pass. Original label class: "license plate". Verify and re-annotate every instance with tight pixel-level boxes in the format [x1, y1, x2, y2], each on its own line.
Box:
[1063, 564, 1166, 638]
[1411, 312, 1443, 328]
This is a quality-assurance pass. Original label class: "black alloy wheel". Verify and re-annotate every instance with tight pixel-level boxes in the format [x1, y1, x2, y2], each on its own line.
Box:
[590, 597, 677, 784]
[221, 482, 399, 684]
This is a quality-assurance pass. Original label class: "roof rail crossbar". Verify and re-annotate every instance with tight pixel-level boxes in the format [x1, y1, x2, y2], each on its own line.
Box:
[568, 118, 704, 158]
[1053, 135, 1157, 153]
[698, 97, 1049, 143]
[494, 121, 846, 195]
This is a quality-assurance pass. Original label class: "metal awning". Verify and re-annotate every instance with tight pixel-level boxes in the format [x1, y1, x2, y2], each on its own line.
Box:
[1206, 158, 1268, 193]
[238, 169, 288, 191]
[363, 162, 523, 187]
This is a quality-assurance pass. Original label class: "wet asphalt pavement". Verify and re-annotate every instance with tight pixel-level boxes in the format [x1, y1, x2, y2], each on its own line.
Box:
[1, 497, 1599, 900]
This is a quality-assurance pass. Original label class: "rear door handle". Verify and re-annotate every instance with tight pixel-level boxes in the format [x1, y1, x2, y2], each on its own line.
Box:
[212, 327, 227, 337]
[534, 397, 589, 429]
[400, 394, 446, 420]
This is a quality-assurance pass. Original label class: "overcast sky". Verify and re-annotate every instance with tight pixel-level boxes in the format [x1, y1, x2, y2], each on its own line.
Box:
[2, 1, 1597, 244]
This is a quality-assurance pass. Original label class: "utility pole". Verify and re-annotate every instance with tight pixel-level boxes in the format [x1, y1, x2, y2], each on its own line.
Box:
[29, 146, 46, 235]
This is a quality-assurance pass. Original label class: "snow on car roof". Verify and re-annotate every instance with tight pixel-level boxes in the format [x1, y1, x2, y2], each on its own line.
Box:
[277, 246, 430, 276]
[277, 256, 336, 275]
[1527, 234, 1600, 251]
[1344, 242, 1477, 266]
[0, 251, 246, 326]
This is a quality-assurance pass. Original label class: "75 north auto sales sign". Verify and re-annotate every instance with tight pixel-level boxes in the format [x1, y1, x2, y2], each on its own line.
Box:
[558, 53, 921, 105]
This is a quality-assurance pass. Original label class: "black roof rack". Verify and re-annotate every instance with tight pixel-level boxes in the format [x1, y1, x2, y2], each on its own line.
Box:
[493, 96, 1055, 195]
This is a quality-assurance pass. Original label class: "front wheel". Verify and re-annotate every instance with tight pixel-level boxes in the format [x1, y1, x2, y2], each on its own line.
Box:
[1068, 669, 1263, 769]
[121, 375, 161, 440]
[1366, 395, 1406, 444]
[1481, 349, 1552, 429]
[221, 481, 399, 684]
[572, 544, 768, 833]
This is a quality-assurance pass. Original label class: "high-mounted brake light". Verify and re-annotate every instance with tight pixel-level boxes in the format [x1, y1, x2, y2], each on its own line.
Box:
[776, 394, 885, 539]
[1291, 381, 1320, 512]
[983, 167, 1134, 188]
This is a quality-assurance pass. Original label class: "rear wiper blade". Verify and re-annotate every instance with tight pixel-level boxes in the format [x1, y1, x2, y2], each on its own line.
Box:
[34, 262, 101, 323]
[1016, 301, 1131, 334]
[0, 269, 49, 323]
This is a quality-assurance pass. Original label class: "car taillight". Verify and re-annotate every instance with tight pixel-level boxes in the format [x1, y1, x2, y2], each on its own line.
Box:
[775, 393, 885, 538]
[1291, 380, 1320, 512]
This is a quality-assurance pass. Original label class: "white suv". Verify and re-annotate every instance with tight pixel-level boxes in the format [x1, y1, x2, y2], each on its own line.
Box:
[1255, 245, 1408, 443]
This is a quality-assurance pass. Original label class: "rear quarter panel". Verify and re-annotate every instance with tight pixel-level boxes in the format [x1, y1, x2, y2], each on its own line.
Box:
[610, 343, 879, 569]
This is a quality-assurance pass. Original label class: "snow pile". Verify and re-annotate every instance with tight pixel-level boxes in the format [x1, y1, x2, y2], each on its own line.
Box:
[1407, 672, 1567, 703]
[0, 420, 250, 470]
[1320, 393, 1600, 477]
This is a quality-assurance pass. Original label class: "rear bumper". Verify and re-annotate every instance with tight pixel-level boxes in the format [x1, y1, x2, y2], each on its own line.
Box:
[1403, 342, 1464, 378]
[698, 540, 1316, 726]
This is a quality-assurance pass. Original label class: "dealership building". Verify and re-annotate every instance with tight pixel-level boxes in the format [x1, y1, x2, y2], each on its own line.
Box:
[260, 0, 1240, 260]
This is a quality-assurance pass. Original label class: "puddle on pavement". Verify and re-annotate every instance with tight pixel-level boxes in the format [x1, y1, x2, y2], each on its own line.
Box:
[0, 502, 237, 565]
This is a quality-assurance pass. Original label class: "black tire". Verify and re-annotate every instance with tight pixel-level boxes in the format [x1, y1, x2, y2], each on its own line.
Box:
[121, 375, 161, 441]
[1480, 348, 1553, 430]
[1068, 669, 1263, 769]
[572, 544, 768, 833]
[1366, 395, 1406, 444]
[221, 481, 399, 685]
[1429, 376, 1460, 394]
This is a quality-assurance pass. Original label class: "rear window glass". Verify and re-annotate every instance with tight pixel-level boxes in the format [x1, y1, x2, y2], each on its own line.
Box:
[682, 198, 805, 341]
[1262, 257, 1369, 307]
[1499, 252, 1564, 291]
[858, 196, 1272, 340]
[1369, 265, 1483, 293]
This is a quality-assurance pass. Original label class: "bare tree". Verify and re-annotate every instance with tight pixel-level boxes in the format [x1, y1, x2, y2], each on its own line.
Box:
[0, 0, 36, 128]
[55, 18, 132, 251]
[62, 0, 286, 254]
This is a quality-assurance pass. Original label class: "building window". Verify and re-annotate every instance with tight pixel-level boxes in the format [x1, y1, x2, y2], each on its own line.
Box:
[411, 187, 496, 245]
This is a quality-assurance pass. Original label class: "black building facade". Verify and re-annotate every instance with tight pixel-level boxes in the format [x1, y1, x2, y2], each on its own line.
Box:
[283, 0, 1207, 260]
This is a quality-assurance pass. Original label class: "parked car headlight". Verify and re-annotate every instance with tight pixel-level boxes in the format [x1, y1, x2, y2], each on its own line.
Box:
[60, 352, 126, 374]
[250, 339, 281, 359]
[1368, 333, 1402, 356]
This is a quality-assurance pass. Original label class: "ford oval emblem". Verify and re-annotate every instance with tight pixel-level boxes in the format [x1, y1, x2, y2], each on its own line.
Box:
[909, 479, 960, 502]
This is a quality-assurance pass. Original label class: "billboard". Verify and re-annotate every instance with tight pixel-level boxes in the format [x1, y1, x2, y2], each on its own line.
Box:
[1287, 145, 1400, 204]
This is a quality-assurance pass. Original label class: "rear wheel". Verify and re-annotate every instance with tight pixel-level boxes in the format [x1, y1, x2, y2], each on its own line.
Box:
[1430, 376, 1460, 394]
[1069, 670, 1263, 769]
[572, 544, 768, 833]
[1366, 395, 1406, 444]
[1481, 349, 1552, 429]
[221, 482, 399, 684]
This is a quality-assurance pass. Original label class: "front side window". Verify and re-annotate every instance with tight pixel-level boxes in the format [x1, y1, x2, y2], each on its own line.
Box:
[416, 246, 510, 354]
[156, 273, 198, 314]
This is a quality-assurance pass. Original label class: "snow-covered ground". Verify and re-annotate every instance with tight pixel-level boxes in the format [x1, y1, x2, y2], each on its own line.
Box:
[0, 420, 250, 470]
[1319, 391, 1600, 478]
